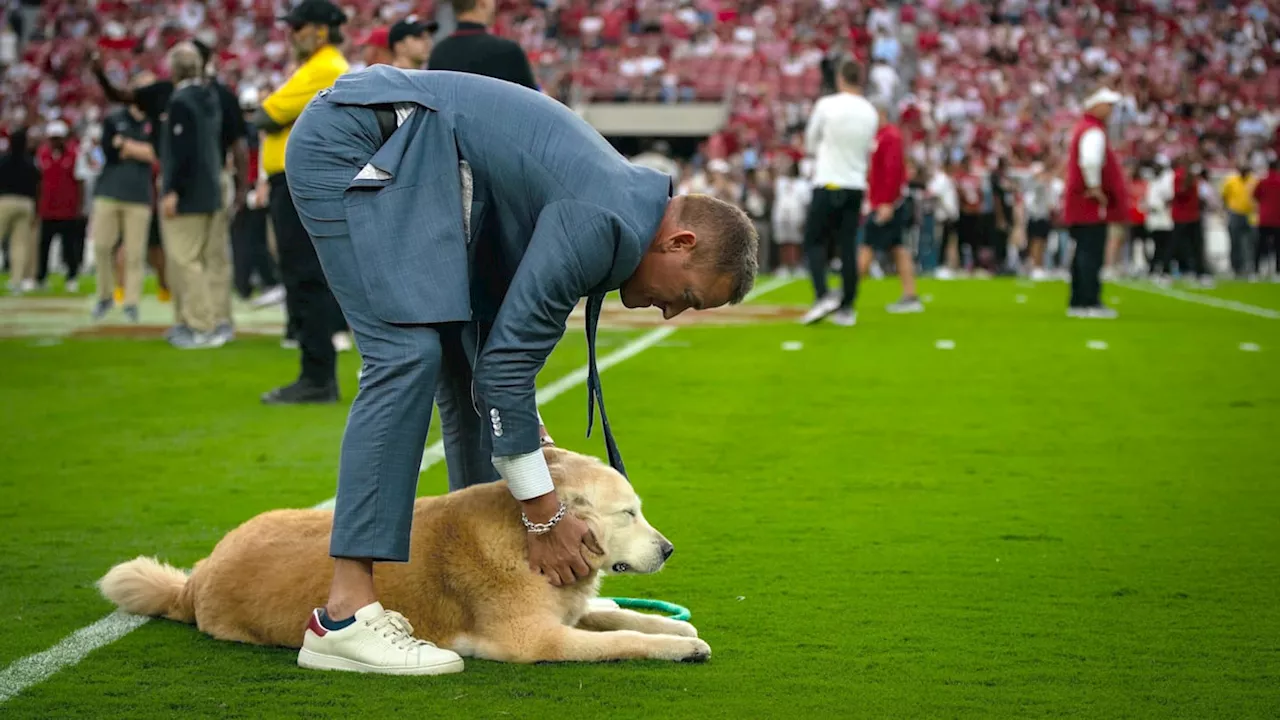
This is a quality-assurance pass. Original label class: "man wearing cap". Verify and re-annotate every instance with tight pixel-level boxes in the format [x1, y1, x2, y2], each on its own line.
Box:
[1061, 87, 1127, 319]
[283, 65, 758, 675]
[389, 18, 437, 70]
[250, 0, 350, 404]
[35, 120, 87, 292]
[359, 27, 393, 68]
[428, 0, 538, 90]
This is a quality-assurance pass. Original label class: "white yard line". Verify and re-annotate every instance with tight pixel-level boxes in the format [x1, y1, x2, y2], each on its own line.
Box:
[0, 274, 796, 704]
[1115, 281, 1280, 319]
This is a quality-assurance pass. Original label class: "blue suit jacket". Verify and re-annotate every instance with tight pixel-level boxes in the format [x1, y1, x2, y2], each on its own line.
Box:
[317, 66, 672, 473]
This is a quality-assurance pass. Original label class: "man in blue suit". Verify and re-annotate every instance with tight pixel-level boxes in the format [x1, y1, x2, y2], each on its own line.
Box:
[285, 66, 758, 675]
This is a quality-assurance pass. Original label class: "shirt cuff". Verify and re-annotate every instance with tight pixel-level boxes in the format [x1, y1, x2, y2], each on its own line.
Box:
[492, 449, 555, 501]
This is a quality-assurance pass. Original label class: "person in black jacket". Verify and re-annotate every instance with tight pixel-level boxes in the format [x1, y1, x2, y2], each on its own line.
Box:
[159, 42, 226, 349]
[0, 126, 41, 294]
[428, 0, 538, 91]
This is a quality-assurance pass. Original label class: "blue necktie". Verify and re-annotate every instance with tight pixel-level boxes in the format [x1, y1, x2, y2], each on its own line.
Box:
[585, 293, 626, 478]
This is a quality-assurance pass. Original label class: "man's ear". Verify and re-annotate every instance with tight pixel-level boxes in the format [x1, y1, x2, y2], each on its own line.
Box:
[661, 229, 697, 253]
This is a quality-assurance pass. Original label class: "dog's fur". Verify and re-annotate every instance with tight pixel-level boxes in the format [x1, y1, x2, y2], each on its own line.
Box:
[98, 446, 710, 663]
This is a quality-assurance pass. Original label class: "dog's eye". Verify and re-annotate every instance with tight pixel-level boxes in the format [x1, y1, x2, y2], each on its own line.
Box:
[622, 509, 637, 518]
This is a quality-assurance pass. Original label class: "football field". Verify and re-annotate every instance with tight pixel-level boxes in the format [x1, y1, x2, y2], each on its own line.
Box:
[2, 275, 1278, 718]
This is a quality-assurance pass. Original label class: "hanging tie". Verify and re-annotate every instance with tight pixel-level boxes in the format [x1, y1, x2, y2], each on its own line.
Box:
[585, 293, 627, 478]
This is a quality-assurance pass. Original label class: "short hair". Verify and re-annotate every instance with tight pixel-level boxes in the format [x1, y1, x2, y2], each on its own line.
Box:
[838, 59, 862, 87]
[678, 194, 759, 304]
[451, 0, 479, 14]
[167, 42, 203, 83]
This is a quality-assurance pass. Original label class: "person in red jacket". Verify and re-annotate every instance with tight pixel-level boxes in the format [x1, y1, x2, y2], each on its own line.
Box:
[1253, 155, 1280, 277]
[35, 120, 86, 292]
[1170, 155, 1209, 283]
[1061, 88, 1127, 318]
[860, 101, 923, 313]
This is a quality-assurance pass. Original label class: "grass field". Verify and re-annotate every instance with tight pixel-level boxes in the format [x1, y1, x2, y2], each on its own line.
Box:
[2, 275, 1278, 718]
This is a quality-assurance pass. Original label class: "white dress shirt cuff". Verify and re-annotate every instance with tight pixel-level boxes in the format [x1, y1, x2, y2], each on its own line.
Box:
[493, 450, 555, 501]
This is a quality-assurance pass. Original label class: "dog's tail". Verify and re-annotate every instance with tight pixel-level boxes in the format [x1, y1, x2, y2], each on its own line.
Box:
[97, 556, 196, 624]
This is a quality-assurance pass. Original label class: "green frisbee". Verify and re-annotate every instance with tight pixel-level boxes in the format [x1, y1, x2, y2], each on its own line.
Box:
[601, 597, 691, 622]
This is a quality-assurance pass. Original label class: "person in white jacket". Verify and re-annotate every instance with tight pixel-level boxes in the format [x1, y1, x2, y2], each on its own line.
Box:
[1145, 157, 1176, 284]
[1021, 162, 1055, 280]
[771, 160, 811, 277]
[925, 161, 958, 277]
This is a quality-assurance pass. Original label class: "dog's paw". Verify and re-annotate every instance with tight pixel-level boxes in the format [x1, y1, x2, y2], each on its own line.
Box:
[678, 638, 711, 663]
[666, 620, 698, 638]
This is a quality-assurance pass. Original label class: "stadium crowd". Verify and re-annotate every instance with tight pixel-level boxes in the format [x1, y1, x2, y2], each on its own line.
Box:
[3, 0, 1280, 313]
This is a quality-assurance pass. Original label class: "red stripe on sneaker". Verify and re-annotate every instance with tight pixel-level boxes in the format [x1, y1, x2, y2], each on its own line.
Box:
[307, 610, 329, 637]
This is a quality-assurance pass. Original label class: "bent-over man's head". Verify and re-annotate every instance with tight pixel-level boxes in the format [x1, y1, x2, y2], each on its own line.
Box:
[621, 194, 758, 319]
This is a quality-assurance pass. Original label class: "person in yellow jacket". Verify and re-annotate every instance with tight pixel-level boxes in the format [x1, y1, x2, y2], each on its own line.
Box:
[1220, 163, 1257, 278]
[251, 0, 350, 404]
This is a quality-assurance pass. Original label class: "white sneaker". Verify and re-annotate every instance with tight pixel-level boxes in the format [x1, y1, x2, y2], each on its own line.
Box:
[332, 332, 353, 352]
[250, 285, 286, 308]
[830, 309, 856, 326]
[886, 297, 924, 314]
[800, 296, 840, 325]
[65, 279, 80, 293]
[934, 267, 956, 280]
[298, 602, 465, 676]
[1030, 268, 1050, 282]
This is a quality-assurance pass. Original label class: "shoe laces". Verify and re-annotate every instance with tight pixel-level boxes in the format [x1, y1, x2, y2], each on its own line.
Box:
[368, 610, 438, 652]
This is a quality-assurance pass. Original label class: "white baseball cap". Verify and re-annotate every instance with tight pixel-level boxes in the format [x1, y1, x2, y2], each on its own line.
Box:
[45, 120, 69, 137]
[1083, 88, 1122, 109]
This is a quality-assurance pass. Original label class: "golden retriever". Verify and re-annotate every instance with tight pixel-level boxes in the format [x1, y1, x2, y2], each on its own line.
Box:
[98, 446, 710, 664]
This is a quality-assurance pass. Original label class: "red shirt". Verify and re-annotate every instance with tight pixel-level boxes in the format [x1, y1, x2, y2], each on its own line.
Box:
[868, 123, 906, 207]
[36, 141, 82, 221]
[1128, 179, 1147, 226]
[1170, 167, 1201, 224]
[1254, 172, 1280, 229]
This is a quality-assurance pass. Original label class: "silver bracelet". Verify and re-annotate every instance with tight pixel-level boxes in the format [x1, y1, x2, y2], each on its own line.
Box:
[522, 502, 567, 535]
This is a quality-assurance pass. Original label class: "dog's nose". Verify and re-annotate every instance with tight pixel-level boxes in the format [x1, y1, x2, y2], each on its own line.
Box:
[659, 540, 674, 560]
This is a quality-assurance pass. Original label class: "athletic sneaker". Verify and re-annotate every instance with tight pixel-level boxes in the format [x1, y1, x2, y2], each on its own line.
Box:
[298, 602, 465, 676]
[123, 306, 140, 323]
[1088, 306, 1119, 319]
[886, 297, 924, 314]
[91, 298, 113, 321]
[830, 309, 856, 326]
[1066, 307, 1091, 318]
[800, 296, 840, 325]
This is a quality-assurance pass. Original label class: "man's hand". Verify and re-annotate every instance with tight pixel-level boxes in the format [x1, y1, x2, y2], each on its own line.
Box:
[875, 203, 894, 224]
[1088, 187, 1108, 209]
[162, 192, 179, 218]
[523, 493, 603, 586]
[539, 424, 555, 447]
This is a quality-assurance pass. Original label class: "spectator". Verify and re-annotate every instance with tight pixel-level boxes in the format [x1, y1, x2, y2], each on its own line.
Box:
[1221, 161, 1258, 278]
[90, 74, 157, 323]
[158, 42, 226, 349]
[1252, 156, 1280, 278]
[389, 17, 437, 70]
[771, 160, 810, 278]
[35, 120, 85, 292]
[429, 0, 538, 91]
[861, 101, 923, 314]
[0, 125, 40, 294]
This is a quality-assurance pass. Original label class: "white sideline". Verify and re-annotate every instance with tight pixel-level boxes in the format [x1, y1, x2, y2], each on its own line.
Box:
[1116, 281, 1280, 319]
[0, 274, 796, 704]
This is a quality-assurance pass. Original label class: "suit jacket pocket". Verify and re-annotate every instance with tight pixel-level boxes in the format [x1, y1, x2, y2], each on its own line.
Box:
[343, 182, 472, 325]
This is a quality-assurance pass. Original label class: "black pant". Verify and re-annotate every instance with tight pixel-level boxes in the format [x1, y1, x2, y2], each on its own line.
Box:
[1150, 229, 1174, 275]
[804, 187, 863, 309]
[1069, 223, 1107, 308]
[231, 206, 278, 299]
[956, 213, 982, 266]
[37, 217, 87, 282]
[269, 173, 342, 386]
[1257, 226, 1280, 274]
[1173, 221, 1206, 278]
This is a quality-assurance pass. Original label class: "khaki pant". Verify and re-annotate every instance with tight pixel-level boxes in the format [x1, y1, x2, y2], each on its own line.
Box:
[91, 197, 152, 305]
[0, 195, 37, 283]
[161, 213, 226, 333]
[208, 173, 233, 324]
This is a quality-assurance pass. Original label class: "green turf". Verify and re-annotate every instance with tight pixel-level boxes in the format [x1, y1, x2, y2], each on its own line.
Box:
[3, 278, 1278, 718]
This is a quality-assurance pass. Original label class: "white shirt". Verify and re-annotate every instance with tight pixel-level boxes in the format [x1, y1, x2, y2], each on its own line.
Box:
[1078, 127, 1106, 188]
[1145, 169, 1175, 231]
[927, 170, 959, 222]
[804, 91, 879, 190]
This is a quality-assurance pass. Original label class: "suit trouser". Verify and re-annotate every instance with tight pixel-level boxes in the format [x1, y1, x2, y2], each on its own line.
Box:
[268, 173, 341, 386]
[37, 217, 87, 283]
[1173, 221, 1206, 278]
[1068, 223, 1107, 308]
[231, 206, 278, 298]
[91, 197, 151, 306]
[1150, 229, 1174, 275]
[804, 187, 863, 309]
[208, 175, 234, 326]
[1257, 226, 1280, 274]
[161, 212, 222, 333]
[0, 195, 35, 283]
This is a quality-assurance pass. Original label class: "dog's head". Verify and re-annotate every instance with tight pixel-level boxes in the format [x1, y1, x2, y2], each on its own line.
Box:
[543, 446, 674, 575]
